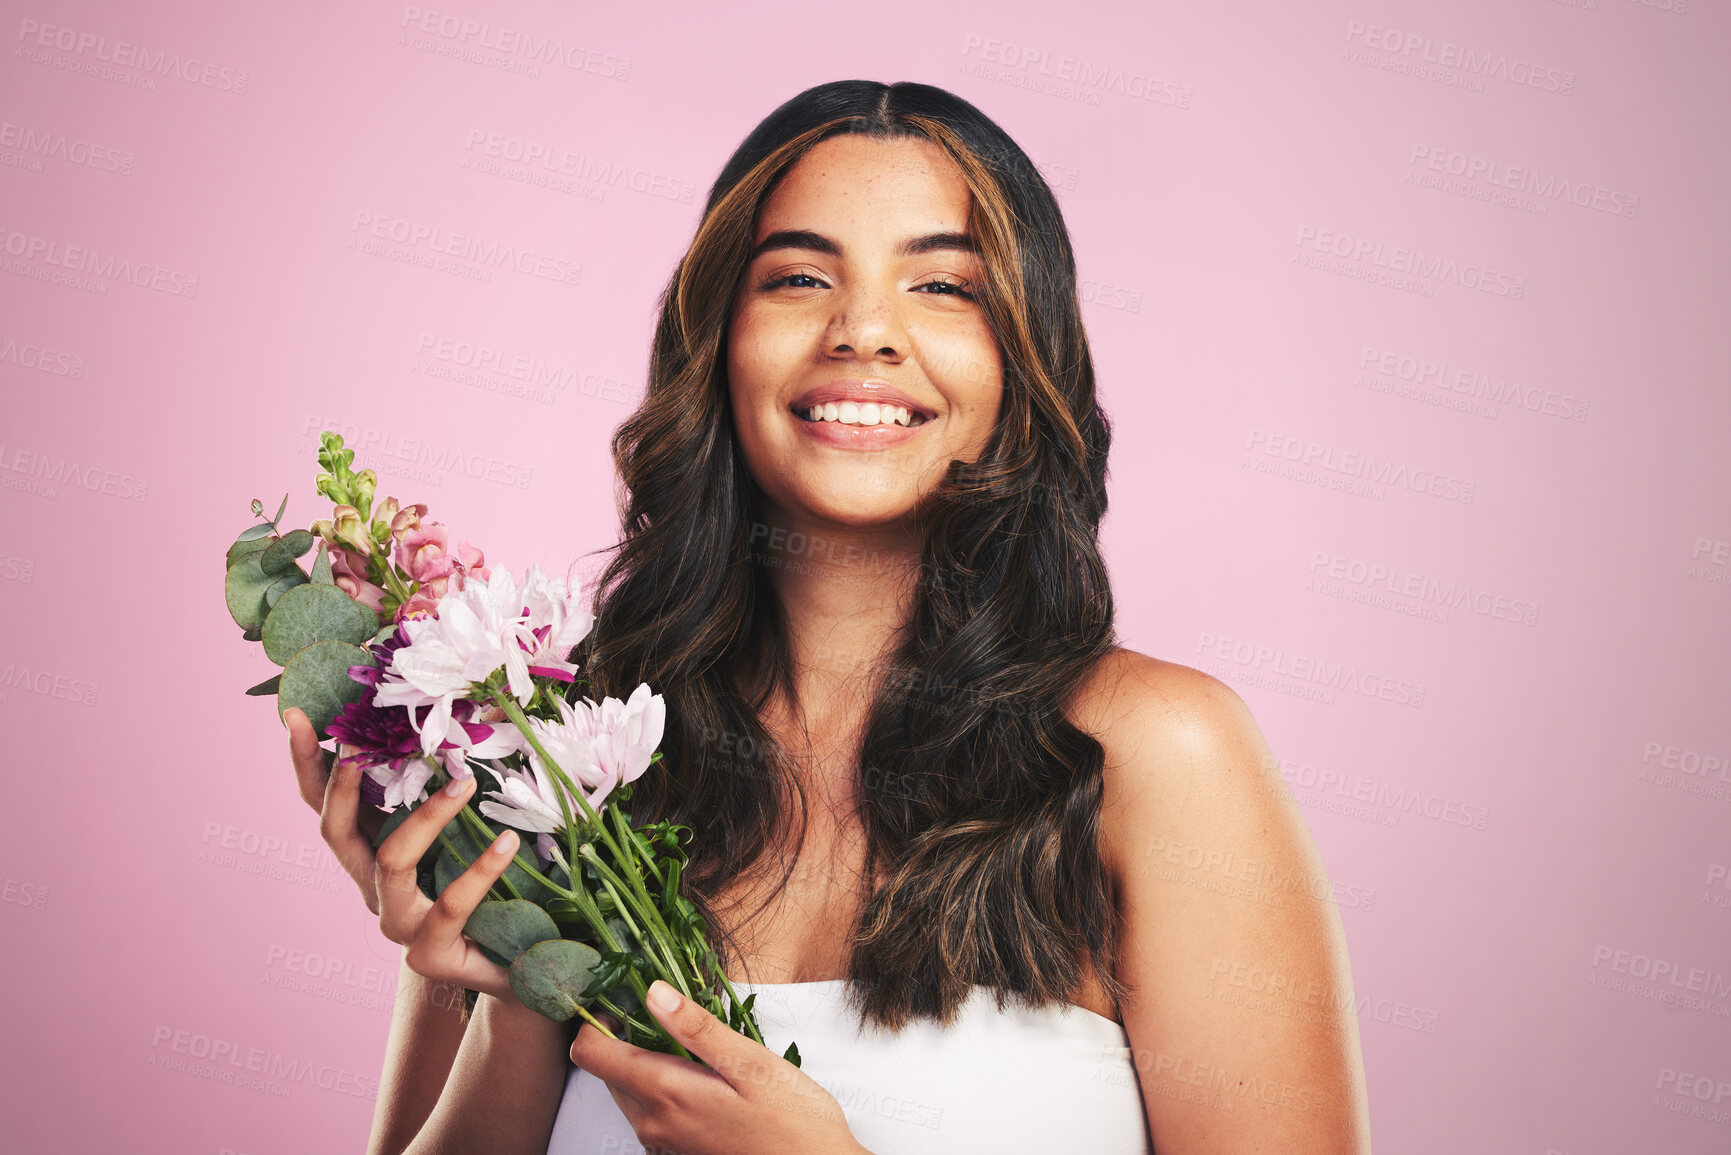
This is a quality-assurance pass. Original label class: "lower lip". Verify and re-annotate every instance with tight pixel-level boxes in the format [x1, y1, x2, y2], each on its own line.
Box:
[792, 411, 929, 448]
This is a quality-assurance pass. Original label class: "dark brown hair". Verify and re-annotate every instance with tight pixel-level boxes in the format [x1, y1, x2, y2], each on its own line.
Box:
[579, 80, 1124, 1030]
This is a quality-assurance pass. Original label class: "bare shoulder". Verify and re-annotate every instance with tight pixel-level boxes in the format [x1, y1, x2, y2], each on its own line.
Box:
[1068, 649, 1276, 866]
[1067, 647, 1373, 1152]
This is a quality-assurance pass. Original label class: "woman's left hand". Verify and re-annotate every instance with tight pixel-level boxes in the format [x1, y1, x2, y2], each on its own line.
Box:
[570, 979, 866, 1155]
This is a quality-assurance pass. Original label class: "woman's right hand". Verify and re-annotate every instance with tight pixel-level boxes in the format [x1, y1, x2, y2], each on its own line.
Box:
[286, 706, 522, 1002]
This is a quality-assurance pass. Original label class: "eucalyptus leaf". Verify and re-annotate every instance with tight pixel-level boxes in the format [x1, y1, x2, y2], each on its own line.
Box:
[224, 553, 276, 632]
[241, 624, 263, 643]
[509, 939, 604, 1021]
[309, 542, 333, 584]
[273, 493, 289, 526]
[261, 583, 378, 665]
[464, 900, 561, 969]
[244, 674, 281, 696]
[235, 522, 277, 543]
[261, 529, 316, 576]
[263, 571, 308, 611]
[226, 535, 272, 568]
[277, 639, 374, 740]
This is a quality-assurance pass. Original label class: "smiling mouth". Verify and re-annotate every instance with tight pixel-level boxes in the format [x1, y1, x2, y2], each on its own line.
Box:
[794, 401, 929, 427]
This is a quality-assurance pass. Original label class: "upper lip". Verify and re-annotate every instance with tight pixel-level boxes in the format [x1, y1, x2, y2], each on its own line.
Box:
[789, 378, 939, 420]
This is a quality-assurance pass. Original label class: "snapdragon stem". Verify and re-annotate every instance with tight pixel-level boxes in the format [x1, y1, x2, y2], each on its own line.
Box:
[369, 543, 415, 605]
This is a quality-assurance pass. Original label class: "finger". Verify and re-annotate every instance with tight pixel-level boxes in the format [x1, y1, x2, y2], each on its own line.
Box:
[375, 774, 475, 940]
[319, 754, 379, 911]
[406, 828, 520, 1000]
[570, 1017, 696, 1094]
[644, 981, 778, 1098]
[286, 708, 333, 813]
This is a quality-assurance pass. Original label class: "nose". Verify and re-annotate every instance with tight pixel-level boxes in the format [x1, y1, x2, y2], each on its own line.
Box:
[824, 283, 908, 366]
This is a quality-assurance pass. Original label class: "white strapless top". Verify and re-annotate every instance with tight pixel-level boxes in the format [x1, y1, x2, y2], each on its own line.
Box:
[546, 978, 1153, 1154]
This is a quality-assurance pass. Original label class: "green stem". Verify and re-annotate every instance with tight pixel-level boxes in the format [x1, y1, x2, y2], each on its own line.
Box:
[571, 1002, 619, 1041]
[491, 692, 591, 873]
[714, 971, 766, 1047]
[428, 766, 570, 901]
[608, 801, 665, 887]
[587, 858, 690, 999]
[483, 694, 696, 1062]
[594, 993, 659, 1040]
[379, 564, 415, 605]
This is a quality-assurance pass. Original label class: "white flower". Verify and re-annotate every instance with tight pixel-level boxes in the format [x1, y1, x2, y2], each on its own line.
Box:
[476, 684, 666, 832]
[372, 566, 594, 756]
[505, 565, 595, 704]
[366, 755, 439, 812]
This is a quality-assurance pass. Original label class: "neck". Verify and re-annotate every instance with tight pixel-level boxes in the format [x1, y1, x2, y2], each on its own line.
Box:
[750, 501, 921, 764]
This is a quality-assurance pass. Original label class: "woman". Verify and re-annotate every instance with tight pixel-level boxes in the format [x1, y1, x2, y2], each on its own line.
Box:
[289, 79, 1372, 1154]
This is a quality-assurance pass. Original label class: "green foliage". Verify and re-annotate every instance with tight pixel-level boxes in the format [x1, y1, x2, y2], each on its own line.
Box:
[277, 640, 374, 739]
[260, 529, 316, 576]
[509, 939, 605, 1021]
[260, 583, 378, 666]
[224, 553, 276, 632]
[464, 900, 562, 969]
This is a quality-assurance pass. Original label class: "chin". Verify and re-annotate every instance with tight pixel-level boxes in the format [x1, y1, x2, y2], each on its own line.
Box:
[789, 473, 924, 528]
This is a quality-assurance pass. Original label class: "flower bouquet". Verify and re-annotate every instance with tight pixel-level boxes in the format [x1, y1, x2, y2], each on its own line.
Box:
[223, 431, 797, 1066]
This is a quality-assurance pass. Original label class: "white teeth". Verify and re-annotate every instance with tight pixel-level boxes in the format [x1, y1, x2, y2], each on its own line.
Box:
[800, 401, 926, 426]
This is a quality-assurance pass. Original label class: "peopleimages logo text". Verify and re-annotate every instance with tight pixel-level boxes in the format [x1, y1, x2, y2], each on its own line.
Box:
[1343, 20, 1575, 94]
[0, 227, 199, 297]
[15, 18, 249, 93]
[1295, 227, 1525, 300]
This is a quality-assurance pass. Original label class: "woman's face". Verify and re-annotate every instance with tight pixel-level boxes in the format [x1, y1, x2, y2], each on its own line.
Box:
[726, 133, 1004, 531]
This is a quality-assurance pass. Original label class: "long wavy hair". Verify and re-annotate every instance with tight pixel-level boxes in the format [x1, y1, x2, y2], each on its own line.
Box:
[578, 79, 1124, 1030]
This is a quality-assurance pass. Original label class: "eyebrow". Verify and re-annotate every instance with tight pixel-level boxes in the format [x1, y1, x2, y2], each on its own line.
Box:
[748, 229, 978, 260]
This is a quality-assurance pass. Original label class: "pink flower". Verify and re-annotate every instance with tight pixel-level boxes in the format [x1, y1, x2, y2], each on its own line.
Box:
[398, 524, 458, 584]
[395, 523, 488, 620]
[328, 546, 387, 613]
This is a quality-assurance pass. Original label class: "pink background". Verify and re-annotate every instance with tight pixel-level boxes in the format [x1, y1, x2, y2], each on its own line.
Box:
[3, 2, 1727, 1151]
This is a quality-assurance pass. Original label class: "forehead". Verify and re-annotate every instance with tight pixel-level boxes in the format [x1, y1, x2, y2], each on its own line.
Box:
[754, 134, 974, 238]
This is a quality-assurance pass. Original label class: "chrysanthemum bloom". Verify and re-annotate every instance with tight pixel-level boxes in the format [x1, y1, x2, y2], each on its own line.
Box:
[331, 628, 520, 809]
[478, 684, 666, 846]
[371, 566, 594, 755]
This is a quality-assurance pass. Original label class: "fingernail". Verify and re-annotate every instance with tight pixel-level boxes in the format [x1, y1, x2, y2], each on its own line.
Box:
[489, 830, 517, 856]
[647, 980, 680, 1014]
[444, 775, 471, 797]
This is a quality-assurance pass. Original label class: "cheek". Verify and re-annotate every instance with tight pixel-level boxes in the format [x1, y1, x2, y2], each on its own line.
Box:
[926, 326, 1003, 426]
[731, 304, 815, 378]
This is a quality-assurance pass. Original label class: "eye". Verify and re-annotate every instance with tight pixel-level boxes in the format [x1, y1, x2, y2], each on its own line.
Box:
[913, 278, 976, 300]
[759, 272, 827, 291]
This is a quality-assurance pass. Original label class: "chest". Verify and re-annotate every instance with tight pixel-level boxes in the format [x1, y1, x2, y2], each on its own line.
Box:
[703, 809, 1121, 1025]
